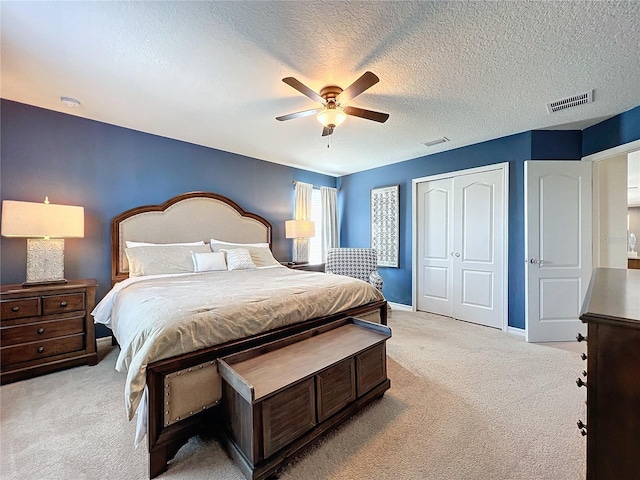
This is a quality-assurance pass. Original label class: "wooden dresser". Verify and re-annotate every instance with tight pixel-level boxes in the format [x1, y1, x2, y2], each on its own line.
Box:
[578, 268, 640, 480]
[1, 279, 98, 384]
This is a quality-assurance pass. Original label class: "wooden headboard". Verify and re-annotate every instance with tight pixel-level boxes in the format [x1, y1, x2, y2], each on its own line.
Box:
[111, 191, 272, 284]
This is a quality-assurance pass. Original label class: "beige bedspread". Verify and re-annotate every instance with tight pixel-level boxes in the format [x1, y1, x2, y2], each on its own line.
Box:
[94, 266, 384, 419]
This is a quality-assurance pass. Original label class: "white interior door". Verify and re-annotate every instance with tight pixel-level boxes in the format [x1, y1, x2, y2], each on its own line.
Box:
[416, 165, 506, 329]
[453, 169, 505, 328]
[525, 161, 592, 342]
[417, 178, 453, 317]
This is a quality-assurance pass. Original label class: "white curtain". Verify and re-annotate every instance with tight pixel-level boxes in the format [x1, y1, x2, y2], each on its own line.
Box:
[294, 181, 313, 220]
[321, 186, 339, 261]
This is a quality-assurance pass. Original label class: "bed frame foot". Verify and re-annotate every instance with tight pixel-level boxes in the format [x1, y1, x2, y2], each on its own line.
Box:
[149, 439, 188, 479]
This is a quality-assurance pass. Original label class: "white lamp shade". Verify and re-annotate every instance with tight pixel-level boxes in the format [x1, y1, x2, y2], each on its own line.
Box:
[285, 220, 315, 239]
[317, 108, 346, 127]
[1, 200, 84, 238]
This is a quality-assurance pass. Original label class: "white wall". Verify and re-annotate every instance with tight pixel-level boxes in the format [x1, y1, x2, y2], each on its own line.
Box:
[593, 154, 628, 268]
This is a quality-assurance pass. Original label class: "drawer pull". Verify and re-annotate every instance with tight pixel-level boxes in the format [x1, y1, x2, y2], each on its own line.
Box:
[576, 333, 587, 342]
[60, 301, 68, 307]
[37, 328, 45, 334]
[11, 306, 20, 312]
[576, 378, 587, 388]
[37, 346, 45, 353]
[577, 420, 587, 436]
[581, 353, 587, 361]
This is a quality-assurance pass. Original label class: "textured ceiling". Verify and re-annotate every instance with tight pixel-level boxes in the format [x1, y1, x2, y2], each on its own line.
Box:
[1, 1, 639, 176]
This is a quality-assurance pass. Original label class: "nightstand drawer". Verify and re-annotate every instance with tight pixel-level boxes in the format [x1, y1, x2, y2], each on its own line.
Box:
[1, 317, 84, 345]
[1, 334, 85, 365]
[42, 293, 85, 315]
[1, 297, 40, 320]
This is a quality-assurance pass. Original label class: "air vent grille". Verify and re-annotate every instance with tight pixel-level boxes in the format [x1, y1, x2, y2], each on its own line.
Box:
[423, 137, 450, 147]
[546, 90, 593, 113]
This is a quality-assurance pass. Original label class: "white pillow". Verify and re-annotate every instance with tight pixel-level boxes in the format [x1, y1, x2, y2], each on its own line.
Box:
[210, 238, 269, 248]
[126, 240, 205, 248]
[224, 248, 257, 271]
[211, 243, 279, 268]
[191, 251, 227, 272]
[125, 244, 211, 277]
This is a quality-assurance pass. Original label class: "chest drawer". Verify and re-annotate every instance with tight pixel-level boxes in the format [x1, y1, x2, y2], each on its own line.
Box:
[42, 293, 85, 315]
[1, 334, 85, 366]
[1, 297, 40, 321]
[1, 317, 84, 345]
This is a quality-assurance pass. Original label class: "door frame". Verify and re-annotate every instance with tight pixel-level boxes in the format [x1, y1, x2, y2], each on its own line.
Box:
[411, 162, 510, 332]
[583, 139, 640, 268]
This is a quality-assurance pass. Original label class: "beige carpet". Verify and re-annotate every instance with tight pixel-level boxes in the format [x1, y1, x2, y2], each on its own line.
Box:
[0, 310, 586, 480]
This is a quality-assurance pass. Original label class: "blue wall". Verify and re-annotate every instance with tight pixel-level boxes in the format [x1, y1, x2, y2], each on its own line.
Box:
[582, 105, 640, 156]
[2, 99, 638, 333]
[0, 99, 336, 310]
[338, 129, 590, 329]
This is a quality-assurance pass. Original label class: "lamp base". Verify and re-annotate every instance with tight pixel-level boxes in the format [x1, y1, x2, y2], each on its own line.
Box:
[292, 238, 309, 264]
[25, 238, 67, 285]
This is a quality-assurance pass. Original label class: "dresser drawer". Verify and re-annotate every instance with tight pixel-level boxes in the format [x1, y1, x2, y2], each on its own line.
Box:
[1, 317, 84, 345]
[1, 334, 85, 366]
[42, 293, 85, 315]
[1, 297, 40, 321]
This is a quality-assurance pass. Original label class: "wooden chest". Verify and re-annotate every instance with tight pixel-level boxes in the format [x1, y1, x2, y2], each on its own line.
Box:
[218, 317, 391, 480]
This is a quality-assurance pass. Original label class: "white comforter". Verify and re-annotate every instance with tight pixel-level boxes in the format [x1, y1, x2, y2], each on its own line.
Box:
[93, 266, 384, 423]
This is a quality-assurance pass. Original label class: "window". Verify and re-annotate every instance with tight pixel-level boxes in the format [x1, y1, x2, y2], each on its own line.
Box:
[308, 188, 323, 264]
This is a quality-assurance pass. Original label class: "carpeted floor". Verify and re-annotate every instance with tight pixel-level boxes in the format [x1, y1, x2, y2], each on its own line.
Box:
[0, 310, 586, 480]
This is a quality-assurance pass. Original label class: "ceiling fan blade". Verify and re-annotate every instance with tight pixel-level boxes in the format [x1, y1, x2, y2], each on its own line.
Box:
[322, 126, 334, 137]
[282, 77, 325, 104]
[337, 71, 379, 104]
[276, 108, 322, 121]
[344, 106, 389, 123]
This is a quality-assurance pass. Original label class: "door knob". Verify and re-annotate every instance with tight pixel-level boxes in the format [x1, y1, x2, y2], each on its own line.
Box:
[529, 258, 546, 265]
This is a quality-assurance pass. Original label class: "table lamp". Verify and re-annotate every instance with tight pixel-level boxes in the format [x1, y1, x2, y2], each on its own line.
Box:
[1, 197, 84, 286]
[285, 219, 315, 264]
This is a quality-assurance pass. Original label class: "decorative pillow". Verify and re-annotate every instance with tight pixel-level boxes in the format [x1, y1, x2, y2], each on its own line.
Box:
[191, 251, 227, 272]
[210, 238, 269, 248]
[224, 248, 257, 271]
[126, 244, 211, 277]
[126, 240, 205, 248]
[211, 243, 279, 268]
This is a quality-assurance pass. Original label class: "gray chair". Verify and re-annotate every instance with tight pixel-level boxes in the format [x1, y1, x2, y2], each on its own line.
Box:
[325, 248, 383, 291]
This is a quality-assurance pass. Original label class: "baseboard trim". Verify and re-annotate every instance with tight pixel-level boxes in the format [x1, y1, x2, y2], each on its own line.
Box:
[507, 326, 525, 337]
[388, 302, 413, 311]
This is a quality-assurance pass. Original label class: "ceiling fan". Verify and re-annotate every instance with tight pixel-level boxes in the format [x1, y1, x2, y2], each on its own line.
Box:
[276, 71, 389, 137]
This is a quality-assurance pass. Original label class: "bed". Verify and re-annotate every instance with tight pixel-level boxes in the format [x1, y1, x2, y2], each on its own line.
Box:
[95, 191, 388, 478]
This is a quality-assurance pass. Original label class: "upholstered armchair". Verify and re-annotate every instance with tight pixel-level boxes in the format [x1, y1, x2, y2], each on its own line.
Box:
[325, 248, 383, 291]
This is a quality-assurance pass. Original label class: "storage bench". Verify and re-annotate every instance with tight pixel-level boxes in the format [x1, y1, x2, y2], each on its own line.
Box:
[217, 317, 391, 480]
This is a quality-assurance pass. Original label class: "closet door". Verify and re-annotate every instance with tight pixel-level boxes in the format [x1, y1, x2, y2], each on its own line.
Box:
[416, 178, 454, 316]
[416, 165, 506, 329]
[452, 169, 505, 328]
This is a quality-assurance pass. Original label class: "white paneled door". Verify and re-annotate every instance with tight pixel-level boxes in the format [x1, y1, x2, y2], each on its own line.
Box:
[525, 161, 592, 342]
[416, 165, 506, 329]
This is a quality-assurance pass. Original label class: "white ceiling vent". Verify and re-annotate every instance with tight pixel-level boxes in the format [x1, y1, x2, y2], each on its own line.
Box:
[546, 90, 593, 114]
[423, 137, 450, 147]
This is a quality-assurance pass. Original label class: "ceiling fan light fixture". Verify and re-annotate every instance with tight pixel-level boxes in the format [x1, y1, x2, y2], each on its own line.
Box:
[317, 107, 346, 128]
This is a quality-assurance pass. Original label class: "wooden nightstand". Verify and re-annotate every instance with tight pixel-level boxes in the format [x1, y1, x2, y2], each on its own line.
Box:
[282, 263, 325, 272]
[0, 279, 98, 384]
